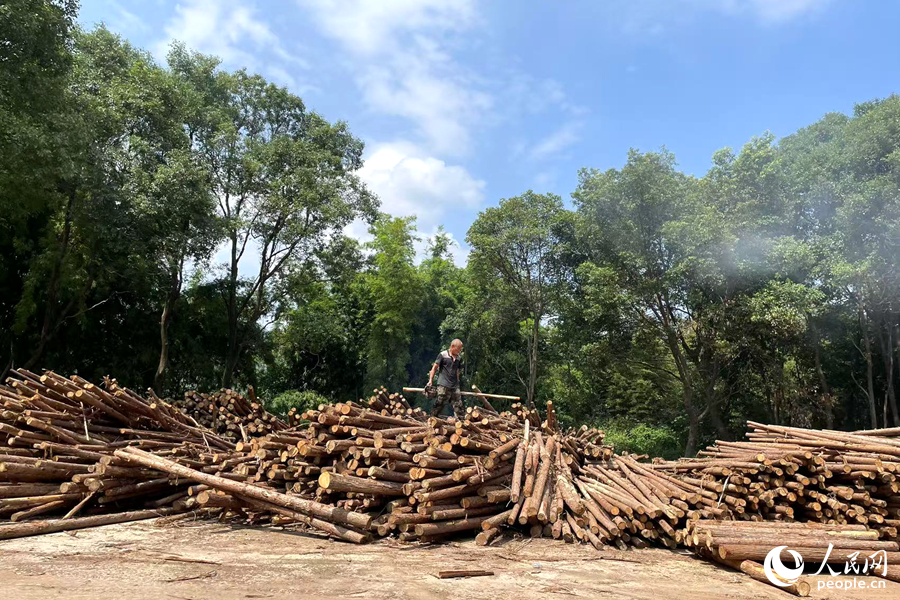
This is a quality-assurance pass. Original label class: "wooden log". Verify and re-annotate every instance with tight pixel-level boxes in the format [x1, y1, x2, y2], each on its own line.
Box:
[481, 509, 513, 530]
[711, 556, 811, 597]
[717, 545, 900, 564]
[318, 472, 406, 496]
[0, 483, 63, 499]
[437, 570, 494, 579]
[0, 506, 184, 540]
[235, 495, 371, 544]
[62, 492, 95, 520]
[113, 447, 371, 531]
[415, 513, 496, 537]
[475, 527, 501, 546]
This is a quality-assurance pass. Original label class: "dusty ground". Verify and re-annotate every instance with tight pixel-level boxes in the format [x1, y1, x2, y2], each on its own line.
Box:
[1, 519, 897, 600]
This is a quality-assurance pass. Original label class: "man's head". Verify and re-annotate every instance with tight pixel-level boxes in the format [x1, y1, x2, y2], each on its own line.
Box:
[450, 339, 464, 356]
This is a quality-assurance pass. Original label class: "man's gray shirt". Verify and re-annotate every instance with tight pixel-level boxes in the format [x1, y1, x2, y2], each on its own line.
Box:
[434, 350, 461, 389]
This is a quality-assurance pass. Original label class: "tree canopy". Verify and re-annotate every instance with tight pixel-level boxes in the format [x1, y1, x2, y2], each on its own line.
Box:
[5, 3, 900, 458]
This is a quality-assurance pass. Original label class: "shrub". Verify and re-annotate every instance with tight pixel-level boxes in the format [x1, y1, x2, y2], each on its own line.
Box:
[599, 421, 682, 460]
[267, 390, 328, 418]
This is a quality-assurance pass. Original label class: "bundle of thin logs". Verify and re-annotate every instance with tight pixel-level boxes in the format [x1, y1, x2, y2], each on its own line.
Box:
[112, 390, 613, 548]
[0, 368, 235, 532]
[172, 388, 287, 440]
[3, 371, 900, 593]
[117, 397, 900, 592]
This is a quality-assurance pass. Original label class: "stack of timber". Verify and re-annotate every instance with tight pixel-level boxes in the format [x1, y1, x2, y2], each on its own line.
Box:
[665, 421, 900, 538]
[687, 520, 900, 588]
[0, 368, 236, 534]
[173, 388, 287, 440]
[3, 370, 900, 591]
[114, 392, 614, 547]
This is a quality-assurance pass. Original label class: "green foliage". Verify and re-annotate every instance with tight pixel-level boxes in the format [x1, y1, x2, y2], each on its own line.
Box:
[363, 216, 423, 390]
[6, 3, 900, 459]
[600, 422, 683, 461]
[267, 390, 328, 418]
[465, 191, 575, 405]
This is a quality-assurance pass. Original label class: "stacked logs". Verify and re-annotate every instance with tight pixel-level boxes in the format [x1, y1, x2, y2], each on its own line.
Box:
[668, 421, 900, 538]
[134, 392, 614, 547]
[172, 388, 287, 440]
[0, 368, 235, 530]
[686, 520, 900, 589]
[3, 370, 900, 591]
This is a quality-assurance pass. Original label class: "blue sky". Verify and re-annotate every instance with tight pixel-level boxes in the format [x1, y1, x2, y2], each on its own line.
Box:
[78, 1, 900, 265]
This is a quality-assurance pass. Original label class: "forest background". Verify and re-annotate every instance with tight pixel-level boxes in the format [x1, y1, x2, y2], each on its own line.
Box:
[4, 1, 900, 457]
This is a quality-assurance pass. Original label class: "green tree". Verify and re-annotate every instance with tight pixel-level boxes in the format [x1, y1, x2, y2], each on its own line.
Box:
[168, 46, 377, 386]
[409, 228, 468, 384]
[467, 191, 574, 407]
[363, 216, 423, 390]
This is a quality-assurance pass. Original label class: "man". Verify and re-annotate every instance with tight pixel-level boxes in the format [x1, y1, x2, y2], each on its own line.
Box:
[427, 339, 465, 417]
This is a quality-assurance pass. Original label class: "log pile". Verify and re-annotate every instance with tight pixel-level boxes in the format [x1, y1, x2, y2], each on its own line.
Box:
[0, 368, 234, 529]
[3, 369, 900, 592]
[172, 388, 287, 440]
[110, 392, 614, 547]
[665, 421, 900, 537]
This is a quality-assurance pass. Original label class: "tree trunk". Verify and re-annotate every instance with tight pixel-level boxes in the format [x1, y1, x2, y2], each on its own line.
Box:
[860, 305, 878, 429]
[661, 323, 700, 456]
[813, 330, 834, 429]
[153, 263, 182, 393]
[892, 318, 900, 426]
[685, 404, 701, 458]
[707, 396, 730, 441]
[527, 314, 539, 409]
[0, 340, 13, 387]
[222, 232, 240, 388]
[773, 381, 782, 425]
[24, 188, 75, 370]
[876, 309, 899, 427]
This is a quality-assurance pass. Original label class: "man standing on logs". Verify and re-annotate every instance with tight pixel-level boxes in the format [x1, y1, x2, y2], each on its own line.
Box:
[427, 339, 465, 417]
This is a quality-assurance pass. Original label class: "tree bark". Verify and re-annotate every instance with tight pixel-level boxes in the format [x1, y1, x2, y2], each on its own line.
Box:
[222, 230, 240, 388]
[860, 305, 878, 429]
[813, 329, 834, 429]
[876, 307, 899, 426]
[24, 188, 75, 370]
[707, 397, 730, 441]
[114, 447, 372, 531]
[0, 506, 183, 541]
[661, 323, 700, 456]
[153, 260, 183, 393]
[527, 313, 540, 409]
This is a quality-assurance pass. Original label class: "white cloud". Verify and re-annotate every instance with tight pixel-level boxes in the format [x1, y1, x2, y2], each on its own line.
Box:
[155, 0, 271, 63]
[530, 122, 582, 161]
[358, 140, 484, 231]
[154, 0, 310, 94]
[720, 0, 829, 23]
[298, 0, 487, 156]
[358, 42, 492, 154]
[297, 0, 477, 56]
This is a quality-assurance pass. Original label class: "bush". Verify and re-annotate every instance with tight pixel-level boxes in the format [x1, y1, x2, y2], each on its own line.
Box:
[267, 390, 328, 418]
[600, 421, 682, 460]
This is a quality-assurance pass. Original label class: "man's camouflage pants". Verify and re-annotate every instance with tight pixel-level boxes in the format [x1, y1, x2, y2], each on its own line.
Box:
[433, 385, 465, 417]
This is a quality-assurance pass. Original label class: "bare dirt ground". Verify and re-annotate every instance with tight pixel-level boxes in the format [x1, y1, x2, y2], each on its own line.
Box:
[1, 519, 897, 600]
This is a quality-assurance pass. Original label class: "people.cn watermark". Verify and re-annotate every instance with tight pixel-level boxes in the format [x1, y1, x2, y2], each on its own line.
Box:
[764, 544, 888, 590]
